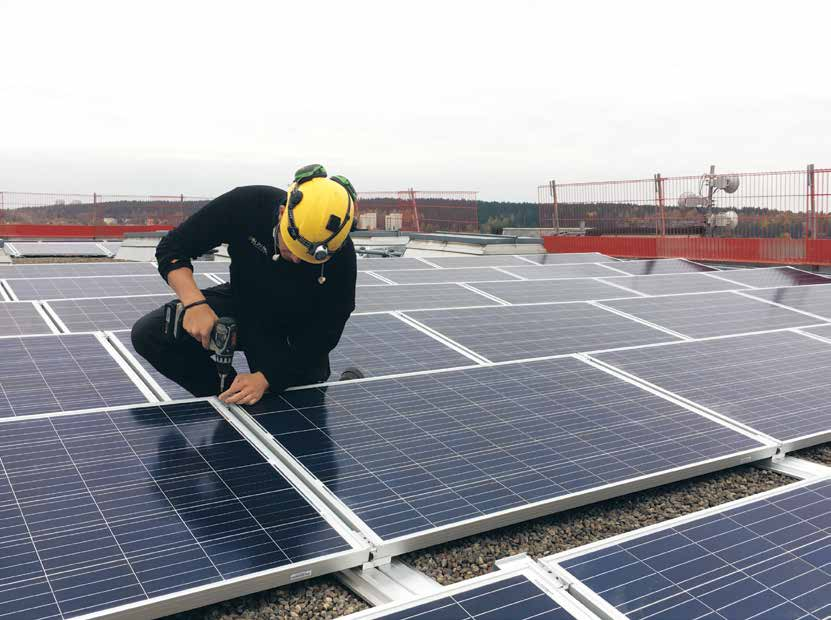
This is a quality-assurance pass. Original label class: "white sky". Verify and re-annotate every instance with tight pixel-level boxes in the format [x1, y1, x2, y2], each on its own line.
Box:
[1, 0, 829, 201]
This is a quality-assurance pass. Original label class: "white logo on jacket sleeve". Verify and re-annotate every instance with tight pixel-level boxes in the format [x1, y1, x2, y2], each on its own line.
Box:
[248, 236, 270, 256]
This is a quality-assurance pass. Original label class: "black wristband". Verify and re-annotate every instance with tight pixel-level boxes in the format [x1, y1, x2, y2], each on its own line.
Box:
[182, 299, 209, 313]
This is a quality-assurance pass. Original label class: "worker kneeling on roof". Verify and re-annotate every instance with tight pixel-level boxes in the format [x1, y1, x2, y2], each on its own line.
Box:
[131, 164, 361, 406]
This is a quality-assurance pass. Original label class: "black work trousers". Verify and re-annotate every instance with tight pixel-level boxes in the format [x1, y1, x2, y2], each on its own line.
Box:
[130, 283, 329, 397]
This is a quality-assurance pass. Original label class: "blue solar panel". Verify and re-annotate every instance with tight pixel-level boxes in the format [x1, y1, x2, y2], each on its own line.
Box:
[744, 284, 831, 320]
[594, 330, 831, 445]
[0, 301, 54, 336]
[467, 278, 636, 305]
[0, 401, 358, 619]
[605, 259, 716, 276]
[0, 262, 157, 278]
[354, 573, 581, 620]
[7, 274, 218, 301]
[556, 479, 831, 620]
[501, 263, 622, 280]
[0, 334, 151, 418]
[356, 283, 497, 313]
[406, 303, 680, 362]
[378, 267, 519, 285]
[601, 292, 816, 338]
[244, 357, 766, 543]
[710, 266, 831, 288]
[46, 294, 171, 332]
[598, 273, 746, 296]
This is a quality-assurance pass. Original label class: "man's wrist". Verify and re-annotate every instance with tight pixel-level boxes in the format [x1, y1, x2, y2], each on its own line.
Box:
[253, 371, 269, 388]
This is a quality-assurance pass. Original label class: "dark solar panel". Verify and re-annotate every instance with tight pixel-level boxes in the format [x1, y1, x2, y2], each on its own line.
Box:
[520, 252, 617, 264]
[595, 330, 831, 444]
[46, 294, 171, 332]
[709, 266, 831, 288]
[0, 401, 357, 619]
[469, 278, 638, 305]
[0, 261, 158, 278]
[601, 291, 815, 338]
[7, 274, 217, 301]
[599, 273, 746, 296]
[557, 479, 831, 620]
[407, 303, 680, 362]
[10, 241, 110, 257]
[743, 284, 831, 320]
[608, 259, 716, 275]
[378, 267, 520, 285]
[244, 357, 764, 542]
[0, 333, 151, 418]
[427, 255, 537, 268]
[0, 301, 54, 336]
[356, 283, 497, 313]
[329, 313, 474, 379]
[110, 331, 251, 400]
[501, 263, 625, 280]
[357, 258, 434, 271]
[358, 573, 580, 620]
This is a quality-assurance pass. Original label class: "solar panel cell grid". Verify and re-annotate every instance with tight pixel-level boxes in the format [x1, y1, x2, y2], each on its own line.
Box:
[521, 253, 617, 264]
[598, 273, 746, 296]
[606, 259, 716, 275]
[0, 401, 355, 619]
[0, 334, 150, 418]
[11, 242, 110, 257]
[377, 267, 519, 285]
[0, 302, 54, 336]
[357, 258, 433, 271]
[406, 303, 680, 362]
[594, 330, 831, 444]
[426, 255, 538, 268]
[46, 295, 171, 332]
[0, 262, 158, 278]
[557, 479, 831, 620]
[711, 266, 831, 288]
[744, 285, 831, 320]
[245, 357, 764, 543]
[7, 274, 217, 301]
[466, 278, 637, 305]
[602, 292, 816, 338]
[501, 263, 624, 280]
[355, 283, 497, 313]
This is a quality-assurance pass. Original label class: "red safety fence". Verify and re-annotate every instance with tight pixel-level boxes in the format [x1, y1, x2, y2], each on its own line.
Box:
[539, 166, 831, 264]
[0, 189, 478, 238]
[356, 190, 479, 233]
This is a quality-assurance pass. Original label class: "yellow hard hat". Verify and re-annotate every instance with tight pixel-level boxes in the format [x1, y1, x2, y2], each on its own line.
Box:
[279, 164, 356, 264]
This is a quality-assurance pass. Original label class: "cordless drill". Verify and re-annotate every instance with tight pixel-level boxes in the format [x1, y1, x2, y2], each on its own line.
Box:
[162, 301, 238, 392]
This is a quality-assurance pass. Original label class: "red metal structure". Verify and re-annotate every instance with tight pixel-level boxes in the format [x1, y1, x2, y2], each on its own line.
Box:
[539, 166, 831, 264]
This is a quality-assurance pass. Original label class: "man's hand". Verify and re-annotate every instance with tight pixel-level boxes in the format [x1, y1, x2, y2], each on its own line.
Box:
[219, 372, 269, 406]
[183, 303, 219, 349]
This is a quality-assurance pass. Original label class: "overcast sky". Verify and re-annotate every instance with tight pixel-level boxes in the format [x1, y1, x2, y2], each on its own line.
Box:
[1, 0, 829, 201]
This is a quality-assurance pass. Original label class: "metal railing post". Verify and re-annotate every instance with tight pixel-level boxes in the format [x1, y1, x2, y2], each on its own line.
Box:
[549, 180, 559, 235]
[654, 173, 666, 236]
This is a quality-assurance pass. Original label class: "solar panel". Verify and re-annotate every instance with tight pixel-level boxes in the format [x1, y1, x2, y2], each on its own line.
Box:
[0, 261, 157, 278]
[101, 241, 121, 254]
[599, 273, 746, 296]
[708, 266, 831, 288]
[426, 255, 538, 268]
[357, 258, 434, 271]
[10, 241, 111, 257]
[0, 333, 153, 418]
[743, 284, 831, 320]
[607, 259, 716, 276]
[358, 272, 388, 285]
[550, 478, 831, 620]
[601, 291, 816, 338]
[343, 569, 588, 620]
[356, 283, 498, 313]
[110, 330, 250, 400]
[0, 400, 365, 619]
[6, 273, 217, 301]
[521, 252, 617, 264]
[594, 330, 831, 446]
[468, 278, 639, 305]
[501, 263, 625, 280]
[243, 356, 769, 550]
[405, 303, 680, 362]
[803, 324, 831, 340]
[377, 267, 521, 285]
[191, 260, 231, 274]
[0, 301, 55, 336]
[45, 294, 171, 332]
